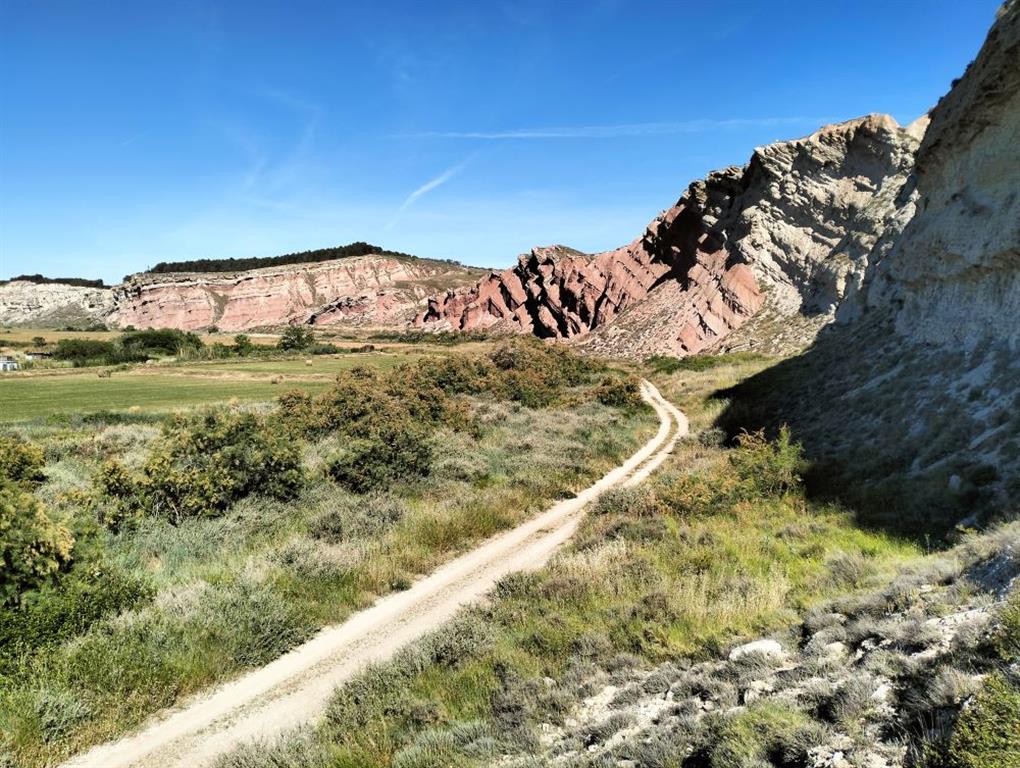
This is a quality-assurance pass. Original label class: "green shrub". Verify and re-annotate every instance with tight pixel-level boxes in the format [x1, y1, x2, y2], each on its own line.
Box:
[729, 426, 805, 496]
[407, 355, 494, 395]
[280, 364, 471, 441]
[0, 434, 45, 486]
[309, 342, 340, 355]
[52, 338, 119, 366]
[994, 591, 1020, 662]
[325, 420, 432, 493]
[0, 482, 74, 605]
[645, 352, 767, 374]
[487, 339, 602, 407]
[278, 325, 315, 351]
[119, 328, 203, 357]
[701, 702, 814, 768]
[593, 376, 645, 409]
[232, 333, 254, 354]
[0, 562, 150, 670]
[102, 410, 304, 524]
[278, 368, 396, 438]
[948, 673, 1020, 768]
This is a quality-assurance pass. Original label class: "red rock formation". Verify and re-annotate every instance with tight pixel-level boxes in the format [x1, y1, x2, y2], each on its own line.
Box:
[416, 186, 768, 354]
[108, 256, 483, 332]
[418, 114, 922, 357]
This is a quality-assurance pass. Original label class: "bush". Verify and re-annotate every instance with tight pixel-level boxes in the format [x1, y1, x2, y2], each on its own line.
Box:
[0, 481, 74, 605]
[593, 376, 645, 409]
[279, 325, 315, 351]
[233, 333, 254, 354]
[487, 339, 602, 407]
[948, 673, 1020, 768]
[119, 328, 203, 357]
[309, 343, 340, 355]
[52, 338, 119, 366]
[729, 427, 805, 496]
[994, 591, 1020, 663]
[645, 352, 767, 374]
[325, 419, 432, 493]
[102, 410, 304, 524]
[278, 368, 397, 438]
[0, 434, 45, 486]
[700, 702, 814, 768]
[0, 562, 150, 669]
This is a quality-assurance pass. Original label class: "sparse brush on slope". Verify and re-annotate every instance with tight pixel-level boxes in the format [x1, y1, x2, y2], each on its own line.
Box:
[220, 424, 919, 768]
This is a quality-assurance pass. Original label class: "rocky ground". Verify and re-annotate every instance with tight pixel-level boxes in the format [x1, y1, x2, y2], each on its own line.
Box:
[499, 525, 1020, 768]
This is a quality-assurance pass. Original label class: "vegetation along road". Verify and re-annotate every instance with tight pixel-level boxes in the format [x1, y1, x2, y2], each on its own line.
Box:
[61, 380, 687, 768]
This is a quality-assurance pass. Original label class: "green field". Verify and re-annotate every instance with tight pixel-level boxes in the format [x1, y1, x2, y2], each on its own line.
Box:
[0, 351, 448, 421]
[170, 353, 421, 376]
[0, 374, 337, 421]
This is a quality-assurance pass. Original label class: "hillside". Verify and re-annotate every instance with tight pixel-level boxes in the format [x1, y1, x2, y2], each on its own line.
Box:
[0, 247, 485, 331]
[109, 254, 485, 332]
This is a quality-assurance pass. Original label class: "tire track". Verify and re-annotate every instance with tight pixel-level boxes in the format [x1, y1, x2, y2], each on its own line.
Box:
[62, 380, 685, 768]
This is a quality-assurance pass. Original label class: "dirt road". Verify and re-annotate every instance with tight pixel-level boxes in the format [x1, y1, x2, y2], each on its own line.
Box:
[62, 380, 686, 768]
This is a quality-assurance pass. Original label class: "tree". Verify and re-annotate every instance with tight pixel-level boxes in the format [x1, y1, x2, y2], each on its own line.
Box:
[233, 334, 254, 355]
[278, 325, 315, 351]
[31, 336, 46, 348]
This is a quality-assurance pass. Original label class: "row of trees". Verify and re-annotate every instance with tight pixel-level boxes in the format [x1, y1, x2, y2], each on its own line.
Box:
[1, 274, 105, 288]
[145, 242, 417, 275]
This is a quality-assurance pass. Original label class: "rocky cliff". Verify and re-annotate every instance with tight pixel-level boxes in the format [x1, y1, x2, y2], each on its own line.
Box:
[108, 255, 483, 332]
[0, 280, 114, 327]
[1, 255, 484, 331]
[844, 1, 1020, 350]
[719, 1, 1020, 529]
[417, 114, 924, 358]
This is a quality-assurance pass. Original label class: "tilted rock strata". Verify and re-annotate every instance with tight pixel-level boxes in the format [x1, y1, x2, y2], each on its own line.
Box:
[418, 114, 923, 357]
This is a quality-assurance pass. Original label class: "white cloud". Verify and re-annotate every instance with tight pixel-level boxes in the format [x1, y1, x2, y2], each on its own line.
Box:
[387, 159, 470, 228]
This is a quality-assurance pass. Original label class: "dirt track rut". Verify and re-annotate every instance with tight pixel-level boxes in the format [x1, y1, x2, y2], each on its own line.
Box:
[63, 380, 687, 768]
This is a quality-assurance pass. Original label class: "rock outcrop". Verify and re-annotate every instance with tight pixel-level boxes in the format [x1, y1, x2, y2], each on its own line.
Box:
[844, 0, 1020, 350]
[0, 280, 114, 327]
[108, 255, 482, 332]
[418, 115, 923, 358]
[1, 255, 484, 331]
[718, 1, 1020, 526]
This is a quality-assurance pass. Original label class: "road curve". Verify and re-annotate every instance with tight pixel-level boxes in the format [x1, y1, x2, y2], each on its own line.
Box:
[62, 380, 686, 768]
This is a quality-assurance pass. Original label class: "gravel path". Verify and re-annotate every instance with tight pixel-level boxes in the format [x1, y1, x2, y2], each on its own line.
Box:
[62, 380, 686, 768]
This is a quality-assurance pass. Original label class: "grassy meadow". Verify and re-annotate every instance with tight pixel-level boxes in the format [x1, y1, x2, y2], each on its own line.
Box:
[0, 352, 426, 421]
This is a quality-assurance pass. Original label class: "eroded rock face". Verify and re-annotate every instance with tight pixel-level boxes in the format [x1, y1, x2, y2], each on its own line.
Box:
[108, 256, 481, 332]
[0, 281, 114, 327]
[847, 0, 1020, 350]
[418, 115, 923, 357]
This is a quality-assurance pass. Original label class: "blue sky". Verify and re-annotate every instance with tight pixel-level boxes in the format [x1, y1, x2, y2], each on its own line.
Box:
[0, 0, 1002, 283]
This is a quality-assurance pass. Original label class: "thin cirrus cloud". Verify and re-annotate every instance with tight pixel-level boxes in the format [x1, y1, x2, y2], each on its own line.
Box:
[406, 116, 837, 139]
[386, 158, 472, 229]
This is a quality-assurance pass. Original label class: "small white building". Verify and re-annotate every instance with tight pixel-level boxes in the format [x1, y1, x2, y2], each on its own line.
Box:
[0, 355, 19, 372]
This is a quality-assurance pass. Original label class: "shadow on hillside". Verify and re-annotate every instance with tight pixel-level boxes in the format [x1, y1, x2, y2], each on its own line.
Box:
[711, 319, 1000, 543]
